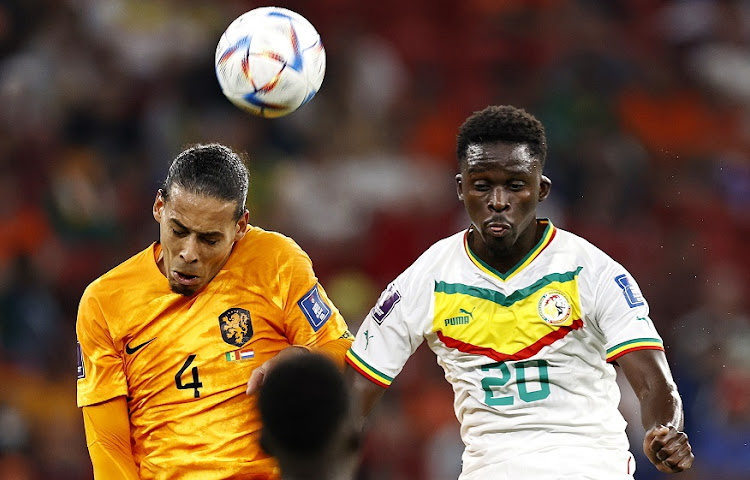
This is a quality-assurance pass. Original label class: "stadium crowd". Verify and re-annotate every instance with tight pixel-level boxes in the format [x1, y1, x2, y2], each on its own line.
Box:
[0, 0, 748, 478]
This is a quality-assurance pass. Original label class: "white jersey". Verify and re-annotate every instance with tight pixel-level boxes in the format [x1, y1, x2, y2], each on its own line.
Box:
[346, 220, 662, 479]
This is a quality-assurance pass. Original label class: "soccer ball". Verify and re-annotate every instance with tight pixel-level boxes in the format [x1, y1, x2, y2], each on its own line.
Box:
[215, 7, 326, 118]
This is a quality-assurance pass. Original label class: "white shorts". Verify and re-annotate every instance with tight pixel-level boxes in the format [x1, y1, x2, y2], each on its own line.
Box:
[459, 447, 636, 480]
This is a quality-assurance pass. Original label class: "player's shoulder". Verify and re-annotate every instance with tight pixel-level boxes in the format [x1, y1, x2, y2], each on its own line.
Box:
[552, 226, 610, 258]
[229, 225, 309, 268]
[83, 243, 158, 302]
[431, 230, 467, 251]
[243, 224, 300, 246]
[551, 225, 620, 273]
[401, 230, 466, 277]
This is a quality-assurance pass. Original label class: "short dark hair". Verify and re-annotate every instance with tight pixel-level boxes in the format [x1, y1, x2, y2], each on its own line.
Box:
[259, 353, 349, 457]
[161, 143, 249, 220]
[456, 105, 547, 169]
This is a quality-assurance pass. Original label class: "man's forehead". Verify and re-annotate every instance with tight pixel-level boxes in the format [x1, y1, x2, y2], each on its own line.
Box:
[466, 142, 533, 160]
[163, 187, 238, 232]
[465, 142, 539, 172]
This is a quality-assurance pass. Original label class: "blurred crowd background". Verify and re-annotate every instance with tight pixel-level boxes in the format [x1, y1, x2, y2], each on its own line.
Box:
[1, 0, 749, 479]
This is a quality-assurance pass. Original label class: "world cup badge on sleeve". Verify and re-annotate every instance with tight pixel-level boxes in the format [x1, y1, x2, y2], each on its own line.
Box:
[77, 340, 85, 379]
[371, 283, 401, 325]
[298, 284, 332, 332]
[614, 274, 645, 308]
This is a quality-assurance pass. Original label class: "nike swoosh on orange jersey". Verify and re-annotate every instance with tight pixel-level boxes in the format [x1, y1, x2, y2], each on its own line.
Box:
[125, 337, 157, 355]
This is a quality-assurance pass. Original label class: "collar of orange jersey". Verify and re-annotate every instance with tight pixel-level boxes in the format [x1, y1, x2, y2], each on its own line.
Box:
[463, 218, 557, 282]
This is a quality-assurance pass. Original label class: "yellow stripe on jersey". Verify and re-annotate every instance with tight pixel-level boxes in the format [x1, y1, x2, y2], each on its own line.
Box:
[345, 349, 393, 388]
[433, 267, 584, 361]
[464, 219, 556, 282]
[606, 337, 664, 362]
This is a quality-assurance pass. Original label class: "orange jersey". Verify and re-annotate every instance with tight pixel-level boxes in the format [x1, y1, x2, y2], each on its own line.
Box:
[76, 226, 351, 479]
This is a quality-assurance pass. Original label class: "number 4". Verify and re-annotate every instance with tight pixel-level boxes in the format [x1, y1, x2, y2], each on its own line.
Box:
[175, 354, 203, 398]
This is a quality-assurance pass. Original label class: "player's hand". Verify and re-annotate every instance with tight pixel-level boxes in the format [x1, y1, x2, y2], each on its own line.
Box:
[246, 346, 309, 395]
[643, 424, 694, 473]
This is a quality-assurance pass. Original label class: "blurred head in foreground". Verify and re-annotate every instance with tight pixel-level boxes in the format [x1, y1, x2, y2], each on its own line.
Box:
[259, 353, 360, 480]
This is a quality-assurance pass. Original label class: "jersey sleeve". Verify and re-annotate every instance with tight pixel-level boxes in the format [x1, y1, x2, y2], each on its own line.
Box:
[589, 260, 664, 362]
[346, 266, 431, 388]
[83, 398, 140, 479]
[76, 284, 128, 407]
[278, 240, 350, 348]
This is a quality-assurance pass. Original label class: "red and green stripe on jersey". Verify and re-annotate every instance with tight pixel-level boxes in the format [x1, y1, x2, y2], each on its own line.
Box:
[606, 337, 663, 362]
[433, 266, 584, 363]
[346, 349, 393, 388]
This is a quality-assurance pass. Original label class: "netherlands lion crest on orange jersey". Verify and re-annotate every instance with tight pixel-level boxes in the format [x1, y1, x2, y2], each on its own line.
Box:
[219, 308, 253, 347]
[537, 291, 572, 325]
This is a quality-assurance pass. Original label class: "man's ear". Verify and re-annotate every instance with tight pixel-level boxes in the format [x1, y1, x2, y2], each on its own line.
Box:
[153, 189, 165, 223]
[455, 173, 464, 201]
[234, 209, 249, 242]
[539, 175, 551, 202]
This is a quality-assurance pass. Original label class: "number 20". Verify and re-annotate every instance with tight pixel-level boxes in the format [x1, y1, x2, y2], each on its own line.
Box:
[481, 359, 550, 405]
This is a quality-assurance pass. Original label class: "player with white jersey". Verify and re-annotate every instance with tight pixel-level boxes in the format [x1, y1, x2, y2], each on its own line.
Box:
[349, 221, 656, 478]
[345, 105, 694, 479]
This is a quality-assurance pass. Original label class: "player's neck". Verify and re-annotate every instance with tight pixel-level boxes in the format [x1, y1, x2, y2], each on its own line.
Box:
[155, 246, 166, 278]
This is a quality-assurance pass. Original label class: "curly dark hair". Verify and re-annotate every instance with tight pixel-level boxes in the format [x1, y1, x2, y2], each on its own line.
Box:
[456, 105, 547, 169]
[259, 353, 350, 456]
[161, 143, 249, 220]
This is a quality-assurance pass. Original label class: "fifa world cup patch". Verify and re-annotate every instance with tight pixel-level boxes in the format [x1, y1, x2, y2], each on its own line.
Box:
[614, 274, 645, 308]
[298, 284, 332, 331]
[371, 283, 401, 325]
[76, 340, 85, 379]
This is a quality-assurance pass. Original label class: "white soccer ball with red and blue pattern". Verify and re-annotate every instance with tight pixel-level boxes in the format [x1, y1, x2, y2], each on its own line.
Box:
[215, 7, 325, 118]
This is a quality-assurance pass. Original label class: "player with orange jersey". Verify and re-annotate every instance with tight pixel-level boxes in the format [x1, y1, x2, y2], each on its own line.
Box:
[76, 143, 352, 479]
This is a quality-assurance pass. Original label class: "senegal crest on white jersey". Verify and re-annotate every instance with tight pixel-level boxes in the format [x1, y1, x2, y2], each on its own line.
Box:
[346, 220, 663, 478]
[432, 265, 585, 363]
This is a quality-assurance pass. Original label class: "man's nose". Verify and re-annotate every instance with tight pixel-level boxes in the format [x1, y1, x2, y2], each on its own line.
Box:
[488, 188, 509, 211]
[180, 237, 199, 263]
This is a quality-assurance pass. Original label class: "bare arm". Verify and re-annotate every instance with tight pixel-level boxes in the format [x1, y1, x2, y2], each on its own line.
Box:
[345, 364, 386, 430]
[82, 396, 140, 480]
[617, 349, 694, 473]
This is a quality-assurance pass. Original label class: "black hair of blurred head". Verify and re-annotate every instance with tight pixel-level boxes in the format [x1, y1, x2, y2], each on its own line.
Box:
[161, 143, 249, 220]
[259, 352, 352, 458]
[456, 105, 547, 170]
